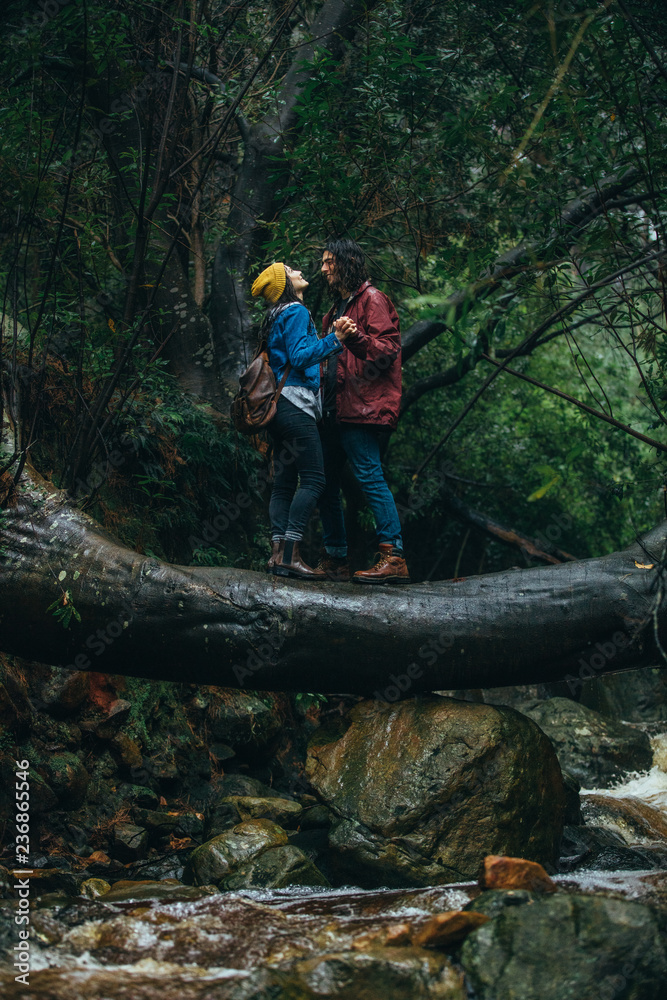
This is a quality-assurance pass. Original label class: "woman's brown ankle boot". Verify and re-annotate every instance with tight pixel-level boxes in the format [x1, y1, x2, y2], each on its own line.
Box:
[275, 540, 326, 580]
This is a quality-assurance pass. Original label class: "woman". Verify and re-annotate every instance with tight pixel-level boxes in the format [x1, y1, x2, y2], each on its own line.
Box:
[251, 261, 355, 579]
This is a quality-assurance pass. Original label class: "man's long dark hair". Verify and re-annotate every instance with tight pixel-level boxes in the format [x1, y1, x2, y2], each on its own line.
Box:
[324, 239, 368, 297]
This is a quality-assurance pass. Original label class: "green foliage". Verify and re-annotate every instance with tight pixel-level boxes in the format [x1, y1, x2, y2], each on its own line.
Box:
[46, 589, 82, 630]
[2, 0, 667, 581]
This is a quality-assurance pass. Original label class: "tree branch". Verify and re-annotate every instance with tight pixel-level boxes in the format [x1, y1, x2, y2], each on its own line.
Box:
[401, 167, 642, 362]
[441, 487, 577, 565]
[1, 438, 665, 693]
[481, 353, 667, 455]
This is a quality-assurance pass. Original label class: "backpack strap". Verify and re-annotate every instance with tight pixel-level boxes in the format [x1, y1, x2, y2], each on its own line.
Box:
[274, 362, 291, 401]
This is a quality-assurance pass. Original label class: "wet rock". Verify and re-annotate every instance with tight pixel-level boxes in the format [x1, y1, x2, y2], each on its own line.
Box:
[205, 798, 244, 838]
[204, 778, 287, 838]
[234, 947, 467, 1000]
[576, 843, 667, 872]
[19, 868, 80, 896]
[190, 818, 288, 885]
[461, 892, 667, 1000]
[301, 804, 334, 829]
[37, 667, 90, 717]
[33, 890, 73, 909]
[100, 879, 218, 903]
[307, 697, 566, 886]
[95, 698, 132, 738]
[217, 774, 282, 798]
[42, 751, 89, 808]
[116, 783, 159, 809]
[112, 822, 149, 861]
[221, 844, 330, 890]
[124, 854, 190, 882]
[23, 767, 58, 813]
[580, 666, 667, 722]
[110, 732, 143, 769]
[132, 807, 204, 844]
[412, 910, 490, 948]
[559, 822, 667, 873]
[480, 855, 557, 893]
[581, 792, 667, 845]
[562, 771, 582, 824]
[217, 795, 302, 826]
[518, 698, 653, 788]
[384, 923, 412, 946]
[79, 878, 111, 899]
[465, 888, 538, 920]
[206, 691, 282, 749]
[210, 742, 236, 762]
[559, 823, 628, 871]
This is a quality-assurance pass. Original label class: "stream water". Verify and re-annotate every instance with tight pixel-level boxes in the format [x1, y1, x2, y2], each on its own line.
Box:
[2, 732, 667, 999]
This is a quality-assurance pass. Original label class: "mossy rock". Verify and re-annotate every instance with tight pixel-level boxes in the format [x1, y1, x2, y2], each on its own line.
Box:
[518, 698, 652, 788]
[220, 844, 330, 890]
[461, 892, 667, 1000]
[307, 696, 566, 886]
[42, 752, 89, 808]
[190, 819, 288, 885]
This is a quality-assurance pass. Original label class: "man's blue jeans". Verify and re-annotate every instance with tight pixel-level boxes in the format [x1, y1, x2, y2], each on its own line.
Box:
[318, 417, 403, 557]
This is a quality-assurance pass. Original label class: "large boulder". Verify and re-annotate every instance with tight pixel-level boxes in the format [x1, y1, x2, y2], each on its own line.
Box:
[461, 891, 667, 1000]
[306, 696, 566, 887]
[518, 698, 653, 788]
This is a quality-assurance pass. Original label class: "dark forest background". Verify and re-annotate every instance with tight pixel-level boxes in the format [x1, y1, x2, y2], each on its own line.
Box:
[2, 0, 667, 584]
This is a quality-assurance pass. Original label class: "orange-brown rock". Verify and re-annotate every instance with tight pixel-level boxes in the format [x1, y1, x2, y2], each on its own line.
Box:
[412, 910, 490, 948]
[385, 922, 412, 946]
[480, 854, 557, 893]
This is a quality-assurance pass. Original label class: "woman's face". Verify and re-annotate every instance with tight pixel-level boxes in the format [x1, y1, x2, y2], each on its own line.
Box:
[285, 265, 308, 298]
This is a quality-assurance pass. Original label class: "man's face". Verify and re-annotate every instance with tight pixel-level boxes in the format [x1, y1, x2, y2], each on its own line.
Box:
[321, 252, 338, 290]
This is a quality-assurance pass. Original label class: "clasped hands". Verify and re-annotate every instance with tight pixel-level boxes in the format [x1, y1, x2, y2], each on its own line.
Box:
[333, 316, 357, 342]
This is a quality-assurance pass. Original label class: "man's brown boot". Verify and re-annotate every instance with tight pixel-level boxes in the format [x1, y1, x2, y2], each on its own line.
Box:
[353, 543, 410, 585]
[275, 540, 326, 581]
[317, 550, 351, 582]
[267, 539, 284, 574]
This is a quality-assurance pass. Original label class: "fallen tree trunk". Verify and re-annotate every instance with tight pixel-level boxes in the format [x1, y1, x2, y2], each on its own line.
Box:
[1, 457, 665, 696]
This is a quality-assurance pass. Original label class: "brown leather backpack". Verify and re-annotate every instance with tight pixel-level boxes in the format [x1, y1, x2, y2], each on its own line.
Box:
[230, 340, 291, 434]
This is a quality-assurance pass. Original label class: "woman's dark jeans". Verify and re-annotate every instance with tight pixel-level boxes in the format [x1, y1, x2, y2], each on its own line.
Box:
[268, 397, 325, 542]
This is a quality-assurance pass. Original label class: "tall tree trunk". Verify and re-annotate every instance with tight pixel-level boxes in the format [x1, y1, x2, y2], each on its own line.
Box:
[210, 0, 374, 386]
[1, 445, 664, 695]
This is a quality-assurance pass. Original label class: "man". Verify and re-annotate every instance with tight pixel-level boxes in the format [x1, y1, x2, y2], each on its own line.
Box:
[317, 239, 410, 584]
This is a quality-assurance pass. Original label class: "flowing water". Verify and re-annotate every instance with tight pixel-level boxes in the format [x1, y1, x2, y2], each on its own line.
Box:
[3, 733, 667, 999]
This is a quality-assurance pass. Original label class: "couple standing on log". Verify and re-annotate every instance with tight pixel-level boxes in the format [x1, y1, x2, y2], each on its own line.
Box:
[251, 239, 410, 585]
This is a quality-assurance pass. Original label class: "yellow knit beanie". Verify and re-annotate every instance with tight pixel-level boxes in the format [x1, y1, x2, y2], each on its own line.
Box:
[251, 262, 286, 303]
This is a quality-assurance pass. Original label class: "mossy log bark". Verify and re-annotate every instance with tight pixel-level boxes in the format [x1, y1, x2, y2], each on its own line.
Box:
[1, 458, 666, 694]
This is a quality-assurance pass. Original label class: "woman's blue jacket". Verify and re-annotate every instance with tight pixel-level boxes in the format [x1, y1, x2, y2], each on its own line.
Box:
[267, 302, 342, 393]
